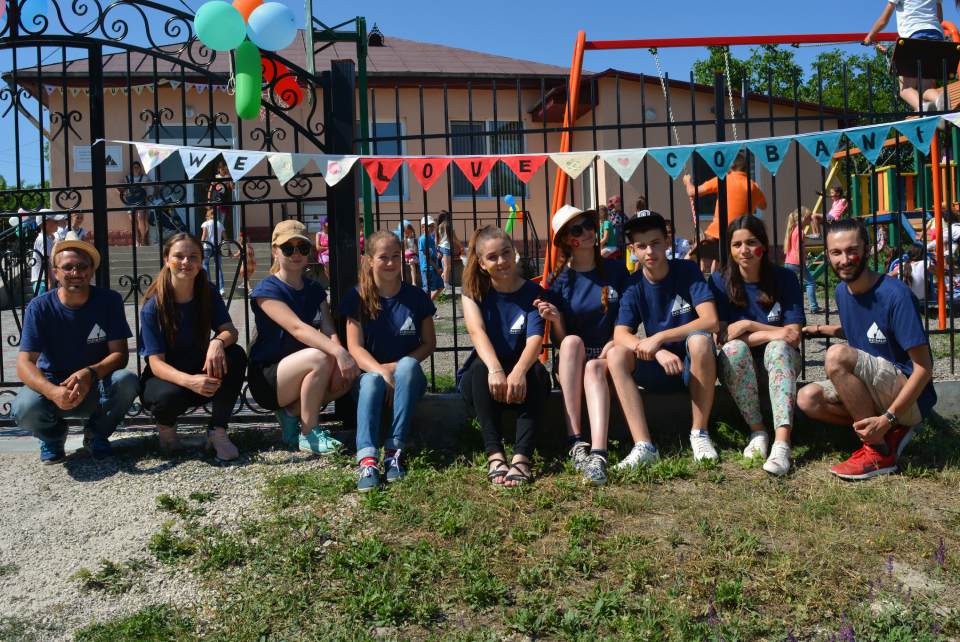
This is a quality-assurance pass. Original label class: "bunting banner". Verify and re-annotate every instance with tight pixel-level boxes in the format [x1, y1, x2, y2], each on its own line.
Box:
[111, 112, 960, 197]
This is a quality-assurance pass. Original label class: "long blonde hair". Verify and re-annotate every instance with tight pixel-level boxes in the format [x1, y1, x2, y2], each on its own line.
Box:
[358, 230, 402, 320]
[783, 207, 810, 252]
[463, 225, 513, 301]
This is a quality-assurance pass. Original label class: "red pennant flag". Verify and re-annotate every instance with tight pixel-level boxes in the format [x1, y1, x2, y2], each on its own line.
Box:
[500, 155, 547, 184]
[406, 158, 451, 192]
[453, 157, 497, 191]
[361, 158, 404, 195]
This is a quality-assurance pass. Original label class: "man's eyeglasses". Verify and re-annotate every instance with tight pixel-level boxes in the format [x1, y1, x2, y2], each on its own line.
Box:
[56, 262, 91, 274]
[567, 218, 597, 237]
[280, 242, 312, 257]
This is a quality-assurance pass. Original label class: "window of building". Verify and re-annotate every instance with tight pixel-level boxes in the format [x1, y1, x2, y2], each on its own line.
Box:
[450, 120, 526, 199]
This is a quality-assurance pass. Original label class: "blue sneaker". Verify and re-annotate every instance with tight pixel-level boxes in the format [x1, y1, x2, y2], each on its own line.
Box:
[383, 452, 405, 483]
[275, 409, 301, 449]
[357, 464, 381, 492]
[39, 439, 66, 465]
[299, 427, 342, 455]
[83, 432, 113, 460]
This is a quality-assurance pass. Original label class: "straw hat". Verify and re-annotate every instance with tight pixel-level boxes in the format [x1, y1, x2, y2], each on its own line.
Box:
[551, 204, 596, 245]
[52, 231, 100, 271]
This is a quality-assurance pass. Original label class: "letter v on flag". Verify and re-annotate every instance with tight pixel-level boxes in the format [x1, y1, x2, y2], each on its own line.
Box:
[406, 158, 451, 191]
[599, 149, 646, 182]
[361, 158, 404, 195]
[500, 155, 547, 184]
[453, 157, 498, 190]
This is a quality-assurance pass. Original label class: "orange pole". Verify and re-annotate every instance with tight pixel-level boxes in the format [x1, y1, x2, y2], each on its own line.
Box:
[931, 135, 947, 330]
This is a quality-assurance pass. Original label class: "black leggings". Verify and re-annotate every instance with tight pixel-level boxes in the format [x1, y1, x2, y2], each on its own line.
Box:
[140, 344, 248, 428]
[460, 358, 551, 458]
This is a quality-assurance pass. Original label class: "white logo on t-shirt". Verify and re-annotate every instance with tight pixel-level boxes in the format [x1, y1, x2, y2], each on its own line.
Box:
[398, 316, 416, 336]
[509, 313, 526, 334]
[671, 295, 692, 317]
[867, 322, 887, 345]
[767, 302, 782, 323]
[607, 288, 619, 302]
[311, 309, 323, 327]
[86, 323, 106, 344]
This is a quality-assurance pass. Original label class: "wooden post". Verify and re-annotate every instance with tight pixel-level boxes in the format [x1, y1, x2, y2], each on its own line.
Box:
[931, 135, 947, 330]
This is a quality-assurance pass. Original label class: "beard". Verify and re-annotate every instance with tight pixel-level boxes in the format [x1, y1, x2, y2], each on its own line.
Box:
[831, 254, 868, 283]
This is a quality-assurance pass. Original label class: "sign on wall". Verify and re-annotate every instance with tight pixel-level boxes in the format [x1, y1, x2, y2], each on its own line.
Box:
[73, 144, 123, 173]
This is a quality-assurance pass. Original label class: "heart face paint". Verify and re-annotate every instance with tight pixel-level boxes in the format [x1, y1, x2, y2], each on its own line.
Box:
[753, 247, 764, 257]
[571, 239, 581, 248]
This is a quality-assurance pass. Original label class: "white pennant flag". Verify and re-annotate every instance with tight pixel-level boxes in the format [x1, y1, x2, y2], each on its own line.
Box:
[549, 152, 596, 179]
[315, 155, 360, 186]
[44, 85, 56, 95]
[177, 147, 217, 180]
[268, 153, 313, 185]
[169, 80, 181, 89]
[220, 150, 267, 180]
[940, 113, 960, 129]
[133, 86, 142, 95]
[134, 142, 177, 173]
[70, 87, 81, 97]
[194, 84, 207, 94]
[599, 149, 647, 182]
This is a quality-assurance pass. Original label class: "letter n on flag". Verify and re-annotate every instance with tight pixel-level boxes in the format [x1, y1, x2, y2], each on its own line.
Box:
[406, 158, 451, 191]
[361, 158, 404, 195]
[500, 156, 547, 184]
[453, 157, 497, 191]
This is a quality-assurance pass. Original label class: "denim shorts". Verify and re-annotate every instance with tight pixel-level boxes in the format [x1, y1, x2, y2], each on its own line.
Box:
[632, 331, 715, 393]
[909, 29, 945, 41]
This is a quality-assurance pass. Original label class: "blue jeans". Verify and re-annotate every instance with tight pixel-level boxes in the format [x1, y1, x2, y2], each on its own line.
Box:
[785, 263, 820, 311]
[12, 369, 139, 443]
[632, 331, 716, 393]
[353, 356, 427, 462]
[203, 244, 224, 291]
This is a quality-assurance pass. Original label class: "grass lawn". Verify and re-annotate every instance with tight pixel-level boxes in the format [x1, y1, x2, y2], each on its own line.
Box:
[74, 419, 960, 641]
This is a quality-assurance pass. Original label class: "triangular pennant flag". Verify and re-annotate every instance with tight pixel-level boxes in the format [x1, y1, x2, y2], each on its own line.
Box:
[361, 158, 404, 195]
[220, 150, 267, 180]
[70, 87, 81, 97]
[43, 85, 56, 95]
[134, 142, 176, 173]
[795, 131, 844, 168]
[453, 157, 498, 190]
[500, 155, 548, 184]
[846, 123, 891, 166]
[194, 84, 207, 94]
[894, 116, 940, 155]
[745, 138, 792, 176]
[268, 153, 312, 185]
[177, 147, 217, 180]
[942, 113, 960, 129]
[133, 86, 142, 95]
[318, 155, 360, 187]
[407, 158, 451, 192]
[646, 146, 694, 179]
[599, 149, 647, 182]
[549, 152, 596, 179]
[169, 80, 181, 89]
[695, 141, 743, 179]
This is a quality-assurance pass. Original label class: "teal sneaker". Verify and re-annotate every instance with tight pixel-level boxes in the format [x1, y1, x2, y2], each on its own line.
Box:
[275, 409, 301, 449]
[299, 426, 342, 455]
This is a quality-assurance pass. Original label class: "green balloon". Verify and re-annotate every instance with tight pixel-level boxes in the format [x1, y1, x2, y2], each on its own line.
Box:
[235, 39, 262, 120]
[195, 1, 246, 52]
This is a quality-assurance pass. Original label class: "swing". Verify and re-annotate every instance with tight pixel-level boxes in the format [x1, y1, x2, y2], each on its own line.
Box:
[891, 36, 960, 80]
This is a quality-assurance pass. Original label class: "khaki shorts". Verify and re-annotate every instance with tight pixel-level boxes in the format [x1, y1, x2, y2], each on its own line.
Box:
[814, 349, 922, 426]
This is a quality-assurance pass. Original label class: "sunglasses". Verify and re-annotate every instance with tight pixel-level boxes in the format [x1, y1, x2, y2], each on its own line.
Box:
[279, 242, 311, 257]
[567, 218, 597, 237]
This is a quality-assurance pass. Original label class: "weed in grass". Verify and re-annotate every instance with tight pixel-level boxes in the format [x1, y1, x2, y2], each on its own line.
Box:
[188, 491, 218, 503]
[714, 577, 745, 609]
[504, 593, 561, 637]
[460, 568, 509, 610]
[618, 456, 693, 484]
[331, 537, 391, 574]
[72, 558, 150, 594]
[0, 616, 38, 641]
[429, 497, 473, 539]
[713, 420, 746, 448]
[263, 468, 353, 510]
[155, 493, 204, 519]
[0, 562, 17, 577]
[74, 604, 195, 642]
[148, 521, 196, 564]
[566, 512, 602, 543]
[510, 517, 548, 545]
[194, 528, 246, 573]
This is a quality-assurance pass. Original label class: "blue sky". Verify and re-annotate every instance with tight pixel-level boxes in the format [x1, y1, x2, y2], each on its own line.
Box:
[1, 0, 949, 184]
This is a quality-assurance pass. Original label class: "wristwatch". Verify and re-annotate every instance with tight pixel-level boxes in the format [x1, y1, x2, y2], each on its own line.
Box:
[883, 410, 897, 425]
[85, 366, 99, 382]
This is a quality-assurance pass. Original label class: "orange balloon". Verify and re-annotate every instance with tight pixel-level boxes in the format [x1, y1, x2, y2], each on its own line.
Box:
[232, 0, 262, 22]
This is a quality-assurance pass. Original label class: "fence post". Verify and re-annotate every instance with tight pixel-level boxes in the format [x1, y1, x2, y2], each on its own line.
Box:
[88, 45, 110, 288]
[713, 72, 729, 269]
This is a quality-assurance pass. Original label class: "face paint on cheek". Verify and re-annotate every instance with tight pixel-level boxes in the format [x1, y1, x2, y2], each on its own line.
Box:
[848, 253, 860, 264]
[753, 247, 764, 257]
[571, 239, 581, 248]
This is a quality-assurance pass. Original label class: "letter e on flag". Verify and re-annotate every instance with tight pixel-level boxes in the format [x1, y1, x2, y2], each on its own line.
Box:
[501, 155, 547, 184]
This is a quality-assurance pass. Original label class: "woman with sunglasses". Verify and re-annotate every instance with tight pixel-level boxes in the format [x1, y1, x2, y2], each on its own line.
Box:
[248, 220, 360, 454]
[536, 205, 630, 486]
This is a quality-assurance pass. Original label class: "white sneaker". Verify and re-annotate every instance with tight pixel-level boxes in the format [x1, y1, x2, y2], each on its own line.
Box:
[614, 442, 660, 470]
[690, 430, 719, 462]
[763, 441, 792, 476]
[742, 431, 770, 460]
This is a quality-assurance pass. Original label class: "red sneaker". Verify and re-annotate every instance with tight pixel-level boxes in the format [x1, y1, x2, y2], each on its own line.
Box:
[829, 445, 897, 480]
[884, 424, 917, 459]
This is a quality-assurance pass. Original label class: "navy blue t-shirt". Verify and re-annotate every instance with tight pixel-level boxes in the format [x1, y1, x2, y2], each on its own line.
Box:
[140, 286, 232, 373]
[468, 280, 546, 371]
[20, 286, 132, 384]
[548, 258, 630, 352]
[339, 282, 436, 365]
[709, 266, 805, 328]
[835, 275, 937, 416]
[616, 259, 714, 356]
[250, 275, 327, 364]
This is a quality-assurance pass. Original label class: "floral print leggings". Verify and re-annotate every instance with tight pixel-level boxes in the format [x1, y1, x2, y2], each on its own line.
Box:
[718, 339, 801, 429]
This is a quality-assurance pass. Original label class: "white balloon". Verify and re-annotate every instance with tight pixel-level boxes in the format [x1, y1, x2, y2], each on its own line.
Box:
[7, 216, 19, 228]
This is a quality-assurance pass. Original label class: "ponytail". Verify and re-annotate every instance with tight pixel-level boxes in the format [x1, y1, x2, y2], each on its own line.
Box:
[463, 225, 512, 301]
[359, 230, 402, 320]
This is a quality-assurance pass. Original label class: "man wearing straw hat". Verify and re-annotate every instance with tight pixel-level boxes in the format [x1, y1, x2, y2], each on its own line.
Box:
[13, 233, 139, 464]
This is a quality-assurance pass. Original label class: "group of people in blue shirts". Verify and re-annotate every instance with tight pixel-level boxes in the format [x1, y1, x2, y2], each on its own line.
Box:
[12, 208, 936, 491]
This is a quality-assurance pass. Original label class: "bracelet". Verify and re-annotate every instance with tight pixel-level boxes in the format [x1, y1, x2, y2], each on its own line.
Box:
[489, 368, 505, 375]
[85, 366, 98, 382]
[211, 337, 225, 346]
[815, 324, 820, 335]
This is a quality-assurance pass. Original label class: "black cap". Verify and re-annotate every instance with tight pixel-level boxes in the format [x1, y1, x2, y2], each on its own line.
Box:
[623, 210, 667, 240]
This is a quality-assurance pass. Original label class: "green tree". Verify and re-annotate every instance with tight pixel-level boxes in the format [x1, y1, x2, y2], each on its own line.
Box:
[0, 176, 50, 212]
[692, 46, 750, 88]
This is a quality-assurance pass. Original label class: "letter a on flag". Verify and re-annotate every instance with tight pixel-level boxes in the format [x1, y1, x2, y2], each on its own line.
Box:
[361, 158, 404, 195]
[500, 155, 547, 184]
[407, 158, 451, 191]
[454, 157, 498, 191]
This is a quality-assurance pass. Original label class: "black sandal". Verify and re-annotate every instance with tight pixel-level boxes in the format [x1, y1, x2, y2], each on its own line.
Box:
[487, 457, 509, 484]
[504, 460, 533, 486]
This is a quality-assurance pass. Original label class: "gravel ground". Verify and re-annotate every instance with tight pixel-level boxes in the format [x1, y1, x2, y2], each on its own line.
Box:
[0, 424, 342, 641]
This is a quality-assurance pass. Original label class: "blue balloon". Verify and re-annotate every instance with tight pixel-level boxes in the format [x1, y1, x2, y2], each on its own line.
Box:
[246, 2, 297, 52]
[504, 194, 516, 208]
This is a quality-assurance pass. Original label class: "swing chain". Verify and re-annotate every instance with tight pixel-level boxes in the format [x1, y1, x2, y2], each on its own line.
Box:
[723, 48, 739, 141]
[650, 47, 682, 147]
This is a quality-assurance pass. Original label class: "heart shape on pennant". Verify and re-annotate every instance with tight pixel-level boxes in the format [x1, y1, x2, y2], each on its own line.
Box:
[617, 157, 630, 167]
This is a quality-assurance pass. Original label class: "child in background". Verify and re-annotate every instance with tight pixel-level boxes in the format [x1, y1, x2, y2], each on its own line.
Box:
[827, 186, 849, 222]
[402, 222, 420, 286]
[200, 208, 227, 295]
[418, 216, 444, 301]
[315, 219, 330, 279]
[783, 208, 822, 313]
[598, 206, 620, 259]
[664, 219, 691, 260]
